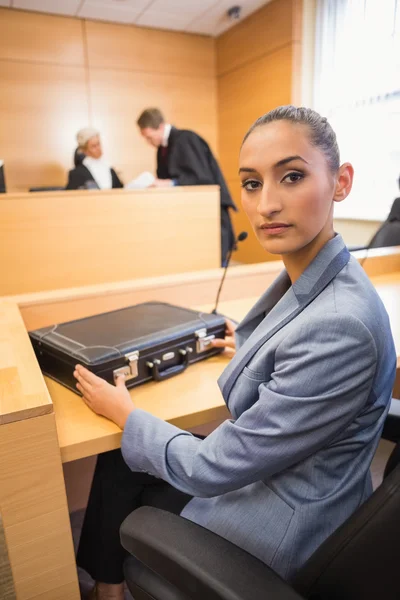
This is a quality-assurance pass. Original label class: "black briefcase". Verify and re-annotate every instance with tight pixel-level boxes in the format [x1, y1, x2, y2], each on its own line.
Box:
[29, 302, 226, 395]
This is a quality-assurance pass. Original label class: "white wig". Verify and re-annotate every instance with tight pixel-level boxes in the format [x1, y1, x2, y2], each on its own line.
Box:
[76, 127, 100, 148]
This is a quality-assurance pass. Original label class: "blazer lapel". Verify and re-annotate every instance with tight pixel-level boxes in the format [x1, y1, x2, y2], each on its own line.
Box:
[234, 270, 291, 343]
[219, 235, 350, 402]
[218, 281, 297, 398]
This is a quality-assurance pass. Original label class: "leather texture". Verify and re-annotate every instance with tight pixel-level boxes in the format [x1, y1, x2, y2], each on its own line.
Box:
[29, 302, 225, 393]
[121, 458, 400, 600]
[122, 506, 303, 600]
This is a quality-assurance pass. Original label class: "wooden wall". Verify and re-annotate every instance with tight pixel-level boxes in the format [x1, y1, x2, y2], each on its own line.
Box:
[0, 8, 217, 192]
[216, 0, 303, 263]
[0, 187, 220, 295]
[0, 0, 302, 264]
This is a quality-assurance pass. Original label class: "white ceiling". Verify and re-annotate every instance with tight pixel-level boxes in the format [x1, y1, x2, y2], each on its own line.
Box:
[3, 0, 271, 36]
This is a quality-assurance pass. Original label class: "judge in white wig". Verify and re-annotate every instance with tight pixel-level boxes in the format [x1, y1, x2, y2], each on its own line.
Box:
[66, 128, 123, 190]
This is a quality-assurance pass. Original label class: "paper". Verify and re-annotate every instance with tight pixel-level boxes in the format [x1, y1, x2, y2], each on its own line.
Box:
[125, 171, 155, 189]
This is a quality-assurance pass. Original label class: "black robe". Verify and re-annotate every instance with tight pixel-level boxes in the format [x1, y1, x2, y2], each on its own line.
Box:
[157, 127, 237, 265]
[65, 165, 123, 190]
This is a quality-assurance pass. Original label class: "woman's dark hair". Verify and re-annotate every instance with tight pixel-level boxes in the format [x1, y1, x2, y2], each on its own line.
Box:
[242, 105, 340, 173]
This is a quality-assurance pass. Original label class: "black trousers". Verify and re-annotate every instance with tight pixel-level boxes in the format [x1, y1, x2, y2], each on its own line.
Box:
[77, 449, 192, 584]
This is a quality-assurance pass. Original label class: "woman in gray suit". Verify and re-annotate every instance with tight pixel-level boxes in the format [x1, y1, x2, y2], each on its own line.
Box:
[74, 106, 396, 600]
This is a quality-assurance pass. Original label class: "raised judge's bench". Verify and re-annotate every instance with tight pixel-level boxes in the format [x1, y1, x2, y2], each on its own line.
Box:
[1, 246, 400, 599]
[0, 186, 221, 296]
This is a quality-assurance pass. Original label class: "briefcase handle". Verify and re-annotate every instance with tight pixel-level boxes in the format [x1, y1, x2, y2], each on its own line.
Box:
[147, 347, 192, 382]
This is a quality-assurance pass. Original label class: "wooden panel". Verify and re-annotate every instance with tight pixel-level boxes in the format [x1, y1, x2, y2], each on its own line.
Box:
[0, 9, 219, 194]
[0, 60, 89, 192]
[63, 456, 96, 512]
[0, 513, 16, 600]
[216, 0, 301, 258]
[14, 261, 284, 332]
[218, 45, 293, 181]
[86, 20, 215, 77]
[13, 247, 400, 331]
[0, 414, 80, 599]
[292, 0, 304, 43]
[216, 0, 293, 75]
[0, 301, 52, 425]
[0, 187, 220, 295]
[89, 68, 218, 182]
[0, 8, 84, 66]
[291, 39, 303, 105]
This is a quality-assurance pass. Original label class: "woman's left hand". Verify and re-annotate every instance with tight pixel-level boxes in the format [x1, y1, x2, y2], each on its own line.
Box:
[74, 364, 135, 430]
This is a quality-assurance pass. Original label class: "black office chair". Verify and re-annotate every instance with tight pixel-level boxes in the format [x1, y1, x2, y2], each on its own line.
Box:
[367, 197, 400, 250]
[121, 448, 400, 600]
[73, 147, 85, 167]
[382, 398, 400, 478]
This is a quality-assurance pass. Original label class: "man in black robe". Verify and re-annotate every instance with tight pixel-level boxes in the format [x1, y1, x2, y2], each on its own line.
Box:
[137, 108, 237, 266]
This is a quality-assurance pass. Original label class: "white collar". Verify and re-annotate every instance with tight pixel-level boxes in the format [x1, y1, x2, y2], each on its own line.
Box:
[161, 124, 172, 147]
[83, 156, 112, 189]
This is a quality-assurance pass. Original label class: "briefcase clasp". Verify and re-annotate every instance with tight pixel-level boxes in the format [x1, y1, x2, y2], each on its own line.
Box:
[195, 328, 215, 353]
[113, 351, 139, 383]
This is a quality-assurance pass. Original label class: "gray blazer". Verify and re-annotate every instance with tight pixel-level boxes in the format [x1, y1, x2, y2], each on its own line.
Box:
[121, 234, 396, 580]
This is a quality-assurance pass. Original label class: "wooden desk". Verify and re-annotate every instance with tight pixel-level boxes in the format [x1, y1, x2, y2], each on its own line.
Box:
[48, 278, 400, 464]
[49, 296, 258, 464]
[1, 247, 400, 599]
[0, 301, 79, 599]
[0, 186, 220, 296]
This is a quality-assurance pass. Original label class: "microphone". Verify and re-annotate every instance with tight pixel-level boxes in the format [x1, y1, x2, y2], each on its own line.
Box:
[211, 231, 248, 314]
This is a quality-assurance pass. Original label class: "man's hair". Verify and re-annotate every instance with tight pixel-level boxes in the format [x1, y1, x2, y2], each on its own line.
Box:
[137, 108, 165, 129]
[242, 105, 340, 173]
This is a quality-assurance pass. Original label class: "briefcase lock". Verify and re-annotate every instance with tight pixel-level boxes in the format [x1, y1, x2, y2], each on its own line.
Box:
[113, 351, 139, 383]
[195, 328, 215, 353]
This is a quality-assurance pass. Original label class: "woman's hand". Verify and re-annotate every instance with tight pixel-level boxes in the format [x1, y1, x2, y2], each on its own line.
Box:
[210, 318, 237, 356]
[74, 364, 135, 430]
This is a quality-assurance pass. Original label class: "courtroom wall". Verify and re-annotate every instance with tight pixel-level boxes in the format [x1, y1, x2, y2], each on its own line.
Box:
[216, 0, 303, 263]
[0, 8, 217, 192]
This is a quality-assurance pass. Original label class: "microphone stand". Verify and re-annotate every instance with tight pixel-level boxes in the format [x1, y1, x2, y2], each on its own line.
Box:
[212, 232, 248, 315]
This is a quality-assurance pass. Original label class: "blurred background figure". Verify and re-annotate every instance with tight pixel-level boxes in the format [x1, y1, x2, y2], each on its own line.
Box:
[66, 128, 123, 190]
[368, 178, 400, 249]
[137, 108, 237, 266]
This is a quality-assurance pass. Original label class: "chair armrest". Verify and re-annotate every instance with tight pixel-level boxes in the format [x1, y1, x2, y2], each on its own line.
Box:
[120, 506, 303, 600]
[382, 398, 400, 443]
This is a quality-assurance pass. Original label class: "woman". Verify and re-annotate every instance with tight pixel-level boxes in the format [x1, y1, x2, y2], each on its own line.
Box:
[74, 106, 396, 599]
[66, 128, 123, 190]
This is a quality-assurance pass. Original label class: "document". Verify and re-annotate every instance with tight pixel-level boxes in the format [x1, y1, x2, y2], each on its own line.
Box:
[125, 171, 155, 189]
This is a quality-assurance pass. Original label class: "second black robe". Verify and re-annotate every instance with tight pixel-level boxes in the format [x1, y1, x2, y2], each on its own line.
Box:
[157, 127, 237, 265]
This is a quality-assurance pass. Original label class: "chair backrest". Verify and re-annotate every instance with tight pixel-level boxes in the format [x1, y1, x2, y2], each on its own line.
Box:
[369, 221, 400, 249]
[292, 455, 400, 600]
[369, 197, 400, 249]
[74, 147, 85, 167]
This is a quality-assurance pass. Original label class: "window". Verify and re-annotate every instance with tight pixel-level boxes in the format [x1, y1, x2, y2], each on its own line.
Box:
[313, 0, 400, 220]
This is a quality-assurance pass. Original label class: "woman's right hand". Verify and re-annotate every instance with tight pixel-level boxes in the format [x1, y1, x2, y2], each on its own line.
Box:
[210, 318, 237, 356]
